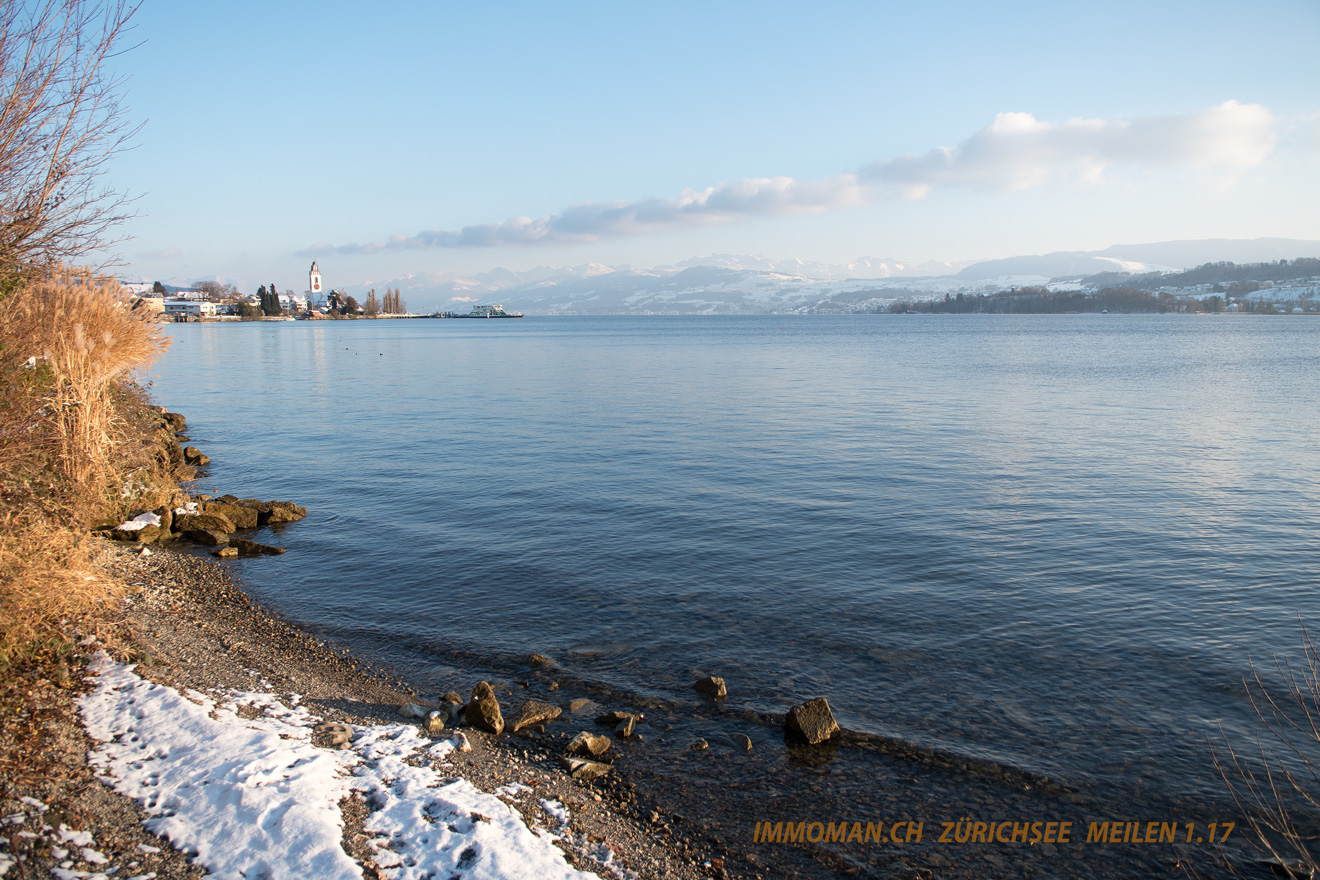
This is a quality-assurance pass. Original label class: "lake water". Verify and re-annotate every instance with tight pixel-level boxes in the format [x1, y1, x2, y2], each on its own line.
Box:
[151, 315, 1320, 877]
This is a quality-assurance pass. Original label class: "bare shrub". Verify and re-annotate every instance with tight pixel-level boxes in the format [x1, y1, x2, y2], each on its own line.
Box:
[0, 1, 140, 273]
[1216, 623, 1320, 875]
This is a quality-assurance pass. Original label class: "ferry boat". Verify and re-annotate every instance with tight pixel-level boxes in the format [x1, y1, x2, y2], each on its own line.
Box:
[457, 304, 523, 318]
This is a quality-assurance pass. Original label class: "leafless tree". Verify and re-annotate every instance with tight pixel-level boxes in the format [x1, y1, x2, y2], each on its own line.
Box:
[0, 1, 140, 276]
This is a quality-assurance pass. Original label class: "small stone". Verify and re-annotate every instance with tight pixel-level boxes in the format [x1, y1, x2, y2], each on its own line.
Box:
[561, 757, 611, 781]
[211, 546, 239, 558]
[465, 681, 504, 734]
[565, 731, 612, 759]
[688, 738, 709, 751]
[423, 711, 446, 735]
[452, 732, 472, 752]
[509, 700, 562, 733]
[785, 697, 839, 745]
[442, 692, 463, 704]
[730, 734, 753, 751]
[398, 702, 432, 720]
[315, 722, 353, 749]
[566, 698, 597, 715]
[615, 716, 637, 738]
[547, 682, 559, 691]
[528, 654, 556, 669]
[694, 676, 727, 699]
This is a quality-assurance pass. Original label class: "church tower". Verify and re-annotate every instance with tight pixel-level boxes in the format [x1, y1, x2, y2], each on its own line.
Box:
[309, 261, 322, 300]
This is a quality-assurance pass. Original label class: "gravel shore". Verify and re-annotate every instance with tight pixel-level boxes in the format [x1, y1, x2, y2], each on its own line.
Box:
[0, 542, 727, 880]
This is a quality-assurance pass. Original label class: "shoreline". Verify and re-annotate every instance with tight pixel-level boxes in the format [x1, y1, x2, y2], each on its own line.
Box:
[0, 397, 1263, 880]
[1, 542, 724, 880]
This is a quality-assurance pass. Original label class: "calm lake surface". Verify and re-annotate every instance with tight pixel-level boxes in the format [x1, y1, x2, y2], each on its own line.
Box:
[152, 315, 1320, 874]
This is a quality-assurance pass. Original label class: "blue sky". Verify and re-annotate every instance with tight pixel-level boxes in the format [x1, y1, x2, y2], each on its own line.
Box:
[103, 1, 1320, 292]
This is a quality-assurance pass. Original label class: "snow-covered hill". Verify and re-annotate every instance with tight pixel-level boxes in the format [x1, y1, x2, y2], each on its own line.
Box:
[356, 238, 1320, 315]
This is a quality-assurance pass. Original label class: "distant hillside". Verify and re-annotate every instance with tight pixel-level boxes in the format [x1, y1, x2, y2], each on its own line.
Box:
[360, 238, 1320, 315]
[1082, 258, 1320, 291]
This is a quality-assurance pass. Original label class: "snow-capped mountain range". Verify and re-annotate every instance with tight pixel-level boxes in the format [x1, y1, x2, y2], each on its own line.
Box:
[149, 238, 1320, 315]
[361, 239, 1320, 315]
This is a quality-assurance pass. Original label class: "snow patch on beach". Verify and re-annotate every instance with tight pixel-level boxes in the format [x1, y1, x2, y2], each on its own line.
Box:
[114, 512, 160, 531]
[78, 653, 601, 880]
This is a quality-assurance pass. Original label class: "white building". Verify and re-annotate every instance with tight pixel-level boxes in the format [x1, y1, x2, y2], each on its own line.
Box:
[163, 299, 217, 318]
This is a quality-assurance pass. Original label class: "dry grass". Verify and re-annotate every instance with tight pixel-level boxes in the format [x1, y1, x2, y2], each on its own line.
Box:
[0, 268, 171, 667]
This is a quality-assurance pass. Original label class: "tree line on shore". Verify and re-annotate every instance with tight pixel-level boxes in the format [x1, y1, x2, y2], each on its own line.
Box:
[884, 285, 1314, 315]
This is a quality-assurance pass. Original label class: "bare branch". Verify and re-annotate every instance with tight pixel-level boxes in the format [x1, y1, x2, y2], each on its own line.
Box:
[0, 1, 140, 276]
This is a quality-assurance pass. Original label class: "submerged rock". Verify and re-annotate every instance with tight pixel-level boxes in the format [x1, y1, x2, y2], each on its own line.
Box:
[730, 733, 753, 751]
[528, 653, 556, 669]
[228, 538, 286, 556]
[465, 681, 504, 734]
[694, 676, 727, 699]
[566, 698, 597, 715]
[785, 697, 839, 745]
[688, 738, 709, 752]
[508, 700, 562, 733]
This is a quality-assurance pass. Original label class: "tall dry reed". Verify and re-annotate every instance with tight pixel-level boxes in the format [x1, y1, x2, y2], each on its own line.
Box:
[0, 268, 170, 666]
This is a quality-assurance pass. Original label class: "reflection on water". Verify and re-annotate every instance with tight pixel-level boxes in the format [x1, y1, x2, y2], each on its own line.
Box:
[151, 315, 1320, 872]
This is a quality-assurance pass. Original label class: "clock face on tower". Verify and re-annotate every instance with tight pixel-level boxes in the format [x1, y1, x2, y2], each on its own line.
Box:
[313, 280, 320, 291]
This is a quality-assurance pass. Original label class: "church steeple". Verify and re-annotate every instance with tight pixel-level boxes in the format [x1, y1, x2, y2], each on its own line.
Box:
[309, 261, 322, 298]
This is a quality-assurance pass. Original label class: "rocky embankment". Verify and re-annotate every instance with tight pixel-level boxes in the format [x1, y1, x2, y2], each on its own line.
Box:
[97, 408, 306, 558]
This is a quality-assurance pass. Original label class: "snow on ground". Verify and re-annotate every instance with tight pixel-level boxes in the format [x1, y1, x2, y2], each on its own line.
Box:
[77, 653, 603, 880]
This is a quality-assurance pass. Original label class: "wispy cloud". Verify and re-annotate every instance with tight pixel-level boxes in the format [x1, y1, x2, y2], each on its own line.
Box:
[302, 101, 1276, 256]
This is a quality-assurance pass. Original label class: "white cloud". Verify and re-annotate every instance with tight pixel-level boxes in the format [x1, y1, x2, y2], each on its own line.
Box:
[304, 102, 1278, 255]
[861, 100, 1276, 195]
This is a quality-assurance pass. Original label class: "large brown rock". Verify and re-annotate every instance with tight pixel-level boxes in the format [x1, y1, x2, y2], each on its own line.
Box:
[160, 411, 187, 432]
[264, 501, 307, 524]
[174, 512, 236, 534]
[508, 700, 562, 733]
[183, 447, 210, 466]
[465, 681, 504, 734]
[785, 697, 839, 745]
[565, 731, 612, 759]
[236, 499, 308, 525]
[202, 502, 259, 529]
[184, 529, 229, 546]
[156, 431, 184, 467]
